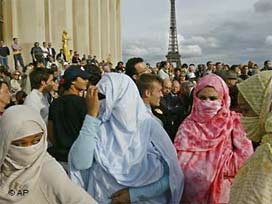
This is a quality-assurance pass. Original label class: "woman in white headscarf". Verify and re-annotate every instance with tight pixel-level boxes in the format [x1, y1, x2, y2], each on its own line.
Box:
[0, 105, 97, 204]
[69, 73, 184, 204]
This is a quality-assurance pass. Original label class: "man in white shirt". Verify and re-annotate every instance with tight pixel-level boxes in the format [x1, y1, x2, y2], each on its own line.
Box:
[24, 68, 54, 123]
[47, 42, 56, 59]
[41, 42, 49, 59]
[158, 61, 170, 80]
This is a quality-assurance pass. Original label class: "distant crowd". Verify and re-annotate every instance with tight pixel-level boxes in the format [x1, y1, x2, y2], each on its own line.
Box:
[0, 37, 272, 204]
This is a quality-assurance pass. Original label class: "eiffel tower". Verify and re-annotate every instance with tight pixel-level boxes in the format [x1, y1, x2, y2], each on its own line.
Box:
[166, 0, 181, 68]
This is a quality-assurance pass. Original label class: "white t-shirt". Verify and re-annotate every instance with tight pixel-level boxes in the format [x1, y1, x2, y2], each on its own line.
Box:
[187, 72, 196, 79]
[41, 46, 48, 58]
[158, 69, 169, 80]
[24, 89, 49, 124]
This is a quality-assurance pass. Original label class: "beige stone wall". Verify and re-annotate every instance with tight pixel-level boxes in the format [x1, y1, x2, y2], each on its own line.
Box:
[3, 0, 122, 69]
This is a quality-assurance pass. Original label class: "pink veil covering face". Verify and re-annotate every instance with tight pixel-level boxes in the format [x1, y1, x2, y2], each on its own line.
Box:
[174, 74, 253, 204]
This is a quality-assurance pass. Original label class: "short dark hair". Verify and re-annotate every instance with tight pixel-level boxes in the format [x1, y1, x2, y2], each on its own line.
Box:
[0, 66, 10, 77]
[125, 57, 144, 79]
[16, 91, 27, 104]
[0, 80, 9, 90]
[182, 63, 188, 68]
[136, 73, 163, 97]
[206, 61, 212, 66]
[30, 68, 52, 90]
[230, 65, 239, 71]
[84, 64, 102, 85]
[0, 65, 6, 74]
[242, 65, 249, 70]
[264, 60, 271, 66]
[50, 64, 58, 72]
[117, 61, 123, 66]
[160, 61, 168, 69]
[174, 68, 181, 73]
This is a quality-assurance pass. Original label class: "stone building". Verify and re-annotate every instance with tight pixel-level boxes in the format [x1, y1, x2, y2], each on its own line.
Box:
[0, 0, 122, 67]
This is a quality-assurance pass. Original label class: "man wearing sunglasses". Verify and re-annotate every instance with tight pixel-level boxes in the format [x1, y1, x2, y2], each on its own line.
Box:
[47, 65, 91, 170]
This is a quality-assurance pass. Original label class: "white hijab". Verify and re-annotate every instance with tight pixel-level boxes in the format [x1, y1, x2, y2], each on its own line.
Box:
[0, 105, 47, 202]
[88, 73, 183, 203]
[95, 73, 163, 185]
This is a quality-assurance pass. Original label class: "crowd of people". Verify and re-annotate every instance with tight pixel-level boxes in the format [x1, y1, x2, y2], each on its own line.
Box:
[0, 39, 272, 204]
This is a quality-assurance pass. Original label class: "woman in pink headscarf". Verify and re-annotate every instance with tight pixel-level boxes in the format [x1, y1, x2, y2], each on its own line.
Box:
[174, 74, 253, 204]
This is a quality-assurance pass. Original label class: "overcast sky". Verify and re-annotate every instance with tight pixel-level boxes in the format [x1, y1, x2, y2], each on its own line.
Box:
[122, 0, 272, 66]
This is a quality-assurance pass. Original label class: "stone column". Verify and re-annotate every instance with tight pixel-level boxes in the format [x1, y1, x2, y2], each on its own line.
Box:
[49, 0, 74, 53]
[3, 0, 13, 68]
[10, 0, 18, 38]
[9, 0, 46, 65]
[116, 0, 122, 62]
[73, 0, 90, 56]
[3, 0, 122, 68]
[44, 0, 52, 42]
[89, 0, 102, 61]
[109, 0, 117, 65]
[100, 0, 110, 62]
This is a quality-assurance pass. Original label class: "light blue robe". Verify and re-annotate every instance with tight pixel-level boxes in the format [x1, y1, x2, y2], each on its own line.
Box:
[68, 73, 184, 204]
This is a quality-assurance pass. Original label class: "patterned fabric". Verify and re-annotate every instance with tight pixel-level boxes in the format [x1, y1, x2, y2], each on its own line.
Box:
[230, 71, 272, 204]
[236, 71, 272, 143]
[174, 74, 253, 204]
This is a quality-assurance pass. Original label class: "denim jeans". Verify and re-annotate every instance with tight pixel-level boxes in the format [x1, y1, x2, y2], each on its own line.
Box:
[13, 54, 24, 69]
[0, 56, 8, 68]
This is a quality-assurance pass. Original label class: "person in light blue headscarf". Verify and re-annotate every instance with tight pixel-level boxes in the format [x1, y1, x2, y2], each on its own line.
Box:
[68, 73, 184, 204]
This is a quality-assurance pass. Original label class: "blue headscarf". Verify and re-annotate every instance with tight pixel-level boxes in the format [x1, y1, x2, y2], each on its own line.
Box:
[72, 73, 183, 203]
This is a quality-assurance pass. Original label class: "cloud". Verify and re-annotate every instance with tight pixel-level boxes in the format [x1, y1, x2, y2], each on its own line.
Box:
[265, 35, 272, 45]
[181, 45, 203, 58]
[122, 38, 166, 63]
[125, 0, 272, 66]
[254, 0, 272, 13]
[177, 34, 185, 43]
[185, 36, 219, 48]
[124, 45, 149, 56]
[122, 0, 272, 65]
[123, 34, 204, 64]
[245, 48, 257, 52]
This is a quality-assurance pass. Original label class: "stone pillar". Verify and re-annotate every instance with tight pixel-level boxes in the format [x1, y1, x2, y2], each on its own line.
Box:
[44, 0, 52, 42]
[100, 0, 110, 62]
[73, 0, 90, 56]
[89, 0, 102, 61]
[3, 0, 122, 68]
[10, 0, 18, 38]
[49, 0, 74, 54]
[109, 0, 117, 65]
[9, 0, 46, 65]
[3, 0, 13, 68]
[116, 0, 122, 62]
